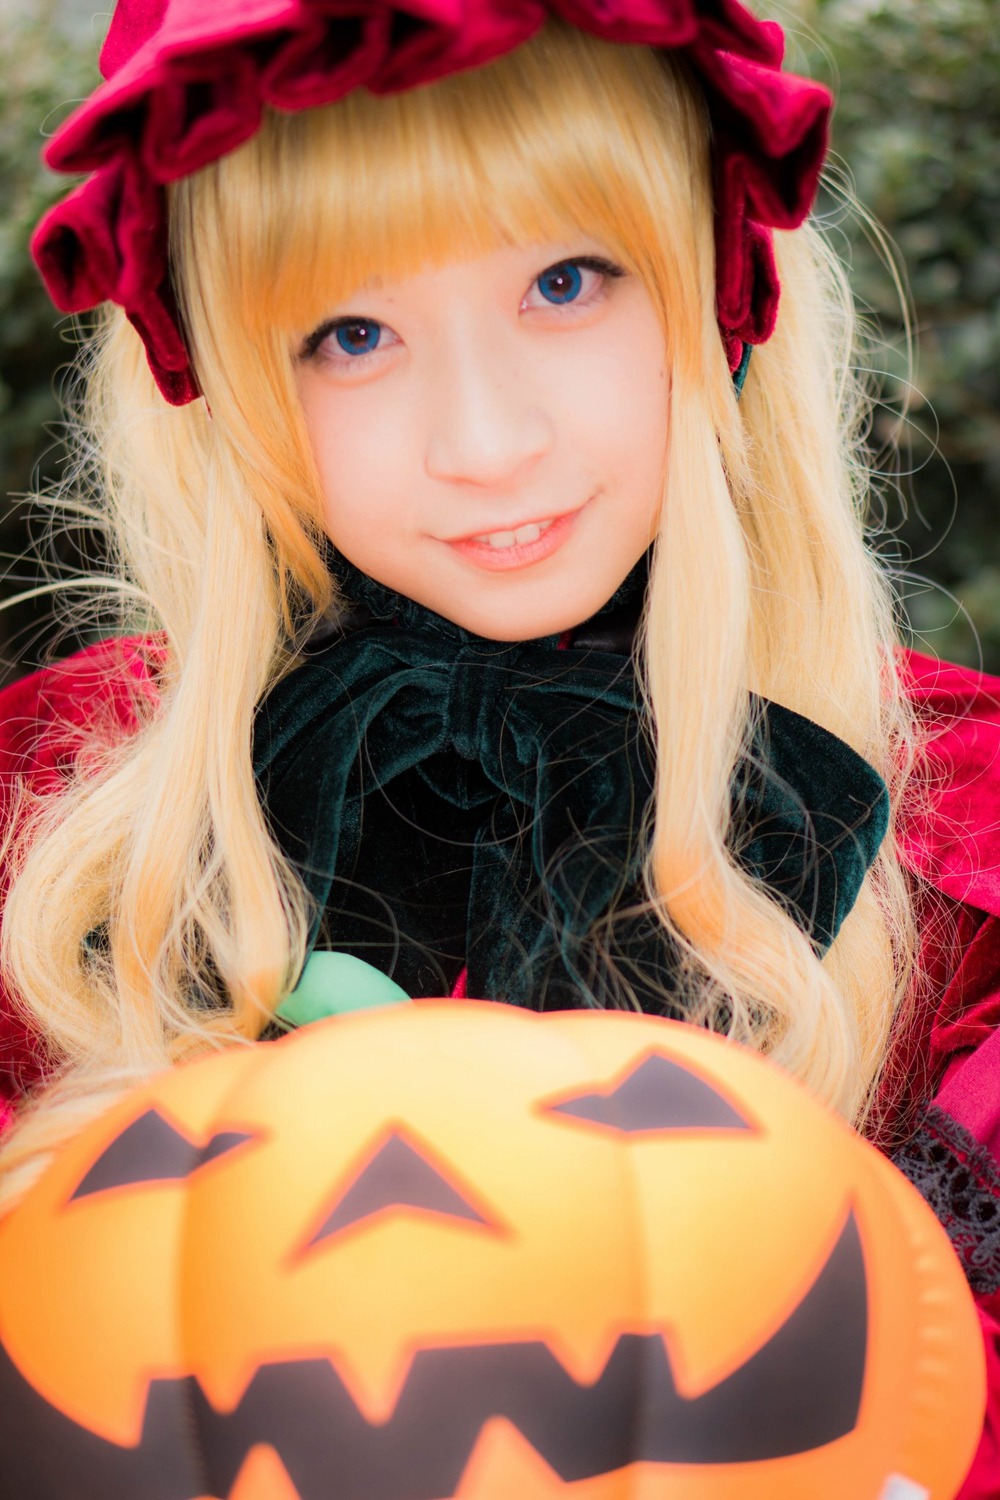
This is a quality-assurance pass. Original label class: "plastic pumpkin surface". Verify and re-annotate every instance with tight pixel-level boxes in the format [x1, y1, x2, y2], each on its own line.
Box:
[0, 1001, 985, 1500]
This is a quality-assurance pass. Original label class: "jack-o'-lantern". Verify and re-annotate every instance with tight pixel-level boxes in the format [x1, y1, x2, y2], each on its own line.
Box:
[0, 1002, 985, 1499]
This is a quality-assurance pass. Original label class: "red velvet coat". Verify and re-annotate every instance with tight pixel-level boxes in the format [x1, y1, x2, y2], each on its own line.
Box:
[1, 637, 999, 1492]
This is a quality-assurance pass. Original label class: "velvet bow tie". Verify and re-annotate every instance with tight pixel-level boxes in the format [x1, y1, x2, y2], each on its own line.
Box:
[253, 565, 889, 1014]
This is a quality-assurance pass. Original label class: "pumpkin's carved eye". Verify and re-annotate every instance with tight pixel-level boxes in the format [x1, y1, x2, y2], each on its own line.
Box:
[301, 1130, 496, 1254]
[68, 1109, 257, 1201]
[545, 1053, 756, 1134]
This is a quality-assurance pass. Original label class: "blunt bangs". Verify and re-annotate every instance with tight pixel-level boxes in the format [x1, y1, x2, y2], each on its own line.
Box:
[180, 22, 710, 346]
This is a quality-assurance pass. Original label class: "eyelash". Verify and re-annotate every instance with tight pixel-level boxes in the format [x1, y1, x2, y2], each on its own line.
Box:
[524, 256, 625, 310]
[298, 255, 627, 366]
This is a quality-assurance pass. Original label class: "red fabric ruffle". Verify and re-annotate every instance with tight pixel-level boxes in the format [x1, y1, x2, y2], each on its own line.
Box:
[0, 637, 164, 1102]
[895, 650, 1000, 1086]
[31, 0, 831, 404]
[961, 1298, 1000, 1499]
[899, 650, 1000, 913]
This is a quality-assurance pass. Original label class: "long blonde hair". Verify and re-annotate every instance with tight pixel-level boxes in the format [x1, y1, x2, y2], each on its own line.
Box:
[0, 21, 919, 1202]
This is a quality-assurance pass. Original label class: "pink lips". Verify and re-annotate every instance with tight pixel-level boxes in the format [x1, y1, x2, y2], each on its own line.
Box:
[444, 508, 582, 571]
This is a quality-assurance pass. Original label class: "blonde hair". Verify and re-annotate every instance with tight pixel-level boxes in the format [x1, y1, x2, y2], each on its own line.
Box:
[0, 21, 919, 1202]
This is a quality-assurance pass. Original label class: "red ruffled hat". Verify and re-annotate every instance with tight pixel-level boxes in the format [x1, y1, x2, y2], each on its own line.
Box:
[31, 0, 832, 405]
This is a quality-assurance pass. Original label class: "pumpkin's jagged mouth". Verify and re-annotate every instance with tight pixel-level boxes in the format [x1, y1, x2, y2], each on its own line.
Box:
[0, 1211, 866, 1500]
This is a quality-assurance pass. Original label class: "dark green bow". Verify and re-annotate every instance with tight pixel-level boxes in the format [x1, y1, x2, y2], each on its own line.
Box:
[253, 566, 889, 1014]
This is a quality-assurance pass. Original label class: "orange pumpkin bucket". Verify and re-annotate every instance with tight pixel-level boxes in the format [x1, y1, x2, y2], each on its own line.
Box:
[0, 1002, 985, 1499]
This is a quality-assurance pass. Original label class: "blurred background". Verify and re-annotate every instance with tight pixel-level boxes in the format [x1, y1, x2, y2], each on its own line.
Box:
[1, 0, 998, 679]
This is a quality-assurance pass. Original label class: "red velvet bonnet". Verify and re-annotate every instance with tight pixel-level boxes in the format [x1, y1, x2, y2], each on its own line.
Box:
[31, 0, 832, 405]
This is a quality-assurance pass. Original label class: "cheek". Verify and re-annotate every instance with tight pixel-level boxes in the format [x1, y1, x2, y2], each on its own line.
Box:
[559, 317, 669, 519]
[298, 379, 417, 550]
[608, 355, 669, 491]
[613, 311, 669, 460]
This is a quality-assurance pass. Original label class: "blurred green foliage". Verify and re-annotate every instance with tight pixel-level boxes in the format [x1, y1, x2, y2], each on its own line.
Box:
[790, 0, 1000, 665]
[0, 4, 101, 676]
[2, 0, 999, 670]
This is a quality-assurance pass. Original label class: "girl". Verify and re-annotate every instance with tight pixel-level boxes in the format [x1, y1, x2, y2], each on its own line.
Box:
[1, 0, 998, 1487]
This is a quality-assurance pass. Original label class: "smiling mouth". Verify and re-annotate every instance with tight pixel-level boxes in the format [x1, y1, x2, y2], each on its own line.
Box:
[470, 518, 557, 549]
[443, 507, 584, 570]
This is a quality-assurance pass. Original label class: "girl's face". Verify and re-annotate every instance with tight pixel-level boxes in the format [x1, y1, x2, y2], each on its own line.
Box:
[294, 238, 669, 640]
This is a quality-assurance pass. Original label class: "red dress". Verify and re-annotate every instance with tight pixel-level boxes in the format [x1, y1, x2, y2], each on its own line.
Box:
[1, 638, 999, 1492]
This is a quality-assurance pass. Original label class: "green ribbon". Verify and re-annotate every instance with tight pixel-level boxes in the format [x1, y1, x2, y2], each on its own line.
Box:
[275, 949, 411, 1026]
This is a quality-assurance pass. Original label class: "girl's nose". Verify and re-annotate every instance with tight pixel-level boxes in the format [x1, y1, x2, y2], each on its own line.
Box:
[423, 337, 553, 489]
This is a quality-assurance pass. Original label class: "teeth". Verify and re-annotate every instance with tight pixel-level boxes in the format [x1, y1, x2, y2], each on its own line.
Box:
[474, 519, 554, 548]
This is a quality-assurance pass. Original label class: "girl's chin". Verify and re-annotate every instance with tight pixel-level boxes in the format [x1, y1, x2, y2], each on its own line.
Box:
[431, 588, 614, 643]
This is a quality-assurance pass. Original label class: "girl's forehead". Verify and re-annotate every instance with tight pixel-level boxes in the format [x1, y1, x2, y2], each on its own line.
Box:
[291, 235, 610, 313]
[302, 231, 602, 298]
[262, 180, 626, 333]
[190, 40, 690, 337]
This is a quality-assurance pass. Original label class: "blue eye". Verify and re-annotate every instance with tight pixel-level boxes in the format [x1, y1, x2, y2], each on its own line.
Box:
[334, 321, 383, 356]
[536, 262, 584, 305]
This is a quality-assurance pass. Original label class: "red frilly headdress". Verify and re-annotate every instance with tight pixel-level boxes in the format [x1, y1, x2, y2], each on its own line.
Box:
[31, 0, 832, 405]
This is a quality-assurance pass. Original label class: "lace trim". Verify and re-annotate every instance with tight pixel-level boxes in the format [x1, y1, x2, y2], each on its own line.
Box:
[892, 1105, 1000, 1295]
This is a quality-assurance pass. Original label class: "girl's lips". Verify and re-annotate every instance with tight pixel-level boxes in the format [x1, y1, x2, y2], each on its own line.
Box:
[444, 507, 582, 571]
